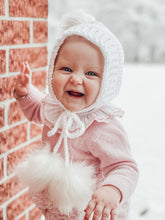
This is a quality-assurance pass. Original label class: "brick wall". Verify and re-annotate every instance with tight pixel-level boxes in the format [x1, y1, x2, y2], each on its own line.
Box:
[0, 0, 48, 219]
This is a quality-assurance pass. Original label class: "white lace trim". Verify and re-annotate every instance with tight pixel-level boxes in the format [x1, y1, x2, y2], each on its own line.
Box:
[41, 94, 123, 132]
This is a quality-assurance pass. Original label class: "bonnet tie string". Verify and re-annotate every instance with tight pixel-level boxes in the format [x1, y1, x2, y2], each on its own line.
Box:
[47, 111, 85, 167]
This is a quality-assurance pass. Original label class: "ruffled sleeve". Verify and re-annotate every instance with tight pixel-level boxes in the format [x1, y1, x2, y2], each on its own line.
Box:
[88, 118, 139, 202]
[17, 84, 45, 124]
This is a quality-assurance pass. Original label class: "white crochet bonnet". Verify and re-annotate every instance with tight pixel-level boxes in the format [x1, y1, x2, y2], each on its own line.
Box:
[48, 10, 124, 113]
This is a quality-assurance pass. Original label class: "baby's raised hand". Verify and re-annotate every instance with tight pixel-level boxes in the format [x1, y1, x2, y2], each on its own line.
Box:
[14, 61, 31, 98]
[84, 186, 121, 220]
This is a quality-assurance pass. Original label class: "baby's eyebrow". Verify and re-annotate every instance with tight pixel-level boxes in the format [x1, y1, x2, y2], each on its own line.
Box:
[87, 66, 103, 73]
[56, 58, 70, 66]
[87, 65, 101, 69]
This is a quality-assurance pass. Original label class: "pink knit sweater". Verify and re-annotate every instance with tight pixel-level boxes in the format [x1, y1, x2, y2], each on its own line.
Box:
[17, 85, 138, 220]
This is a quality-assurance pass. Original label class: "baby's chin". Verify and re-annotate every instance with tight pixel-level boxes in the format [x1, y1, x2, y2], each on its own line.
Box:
[63, 103, 91, 113]
[56, 95, 95, 112]
[64, 105, 84, 112]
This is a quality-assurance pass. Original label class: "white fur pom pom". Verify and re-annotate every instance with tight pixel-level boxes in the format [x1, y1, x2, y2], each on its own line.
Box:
[59, 9, 96, 32]
[16, 146, 96, 214]
[48, 161, 96, 214]
[15, 147, 64, 193]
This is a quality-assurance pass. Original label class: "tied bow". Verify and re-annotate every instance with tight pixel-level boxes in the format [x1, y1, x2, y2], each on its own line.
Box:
[47, 111, 85, 167]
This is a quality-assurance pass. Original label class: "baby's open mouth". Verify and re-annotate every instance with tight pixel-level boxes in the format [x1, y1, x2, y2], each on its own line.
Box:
[67, 91, 84, 97]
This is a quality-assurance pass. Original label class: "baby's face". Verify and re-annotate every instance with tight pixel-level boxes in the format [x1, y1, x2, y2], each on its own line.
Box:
[52, 36, 104, 112]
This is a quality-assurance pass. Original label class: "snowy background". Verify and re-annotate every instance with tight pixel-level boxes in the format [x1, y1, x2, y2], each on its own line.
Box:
[48, 1, 165, 219]
[48, 0, 165, 63]
[114, 65, 165, 220]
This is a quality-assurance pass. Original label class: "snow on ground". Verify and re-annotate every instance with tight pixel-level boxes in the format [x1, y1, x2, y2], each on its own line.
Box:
[114, 64, 165, 220]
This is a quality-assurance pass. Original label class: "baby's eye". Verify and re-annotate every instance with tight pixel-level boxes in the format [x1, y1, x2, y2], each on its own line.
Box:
[86, 71, 97, 76]
[61, 67, 72, 72]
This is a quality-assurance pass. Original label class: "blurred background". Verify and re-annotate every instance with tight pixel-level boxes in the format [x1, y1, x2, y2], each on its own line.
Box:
[48, 0, 165, 63]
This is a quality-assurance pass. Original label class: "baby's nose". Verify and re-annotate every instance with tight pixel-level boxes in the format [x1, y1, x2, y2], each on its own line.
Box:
[70, 74, 83, 84]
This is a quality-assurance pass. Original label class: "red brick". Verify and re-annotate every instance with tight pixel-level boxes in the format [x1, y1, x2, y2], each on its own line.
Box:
[29, 206, 42, 219]
[9, 0, 48, 18]
[0, 123, 27, 154]
[32, 70, 46, 91]
[0, 0, 5, 16]
[0, 158, 4, 180]
[0, 50, 6, 74]
[0, 107, 5, 128]
[0, 21, 30, 46]
[33, 21, 48, 43]
[30, 123, 42, 138]
[19, 215, 26, 220]
[9, 47, 47, 72]
[0, 176, 23, 205]
[0, 75, 16, 101]
[7, 192, 33, 219]
[8, 101, 25, 125]
[0, 208, 3, 219]
[7, 140, 41, 175]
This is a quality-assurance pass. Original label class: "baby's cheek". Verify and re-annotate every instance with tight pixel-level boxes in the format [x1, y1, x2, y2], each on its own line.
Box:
[88, 82, 101, 102]
[52, 75, 60, 93]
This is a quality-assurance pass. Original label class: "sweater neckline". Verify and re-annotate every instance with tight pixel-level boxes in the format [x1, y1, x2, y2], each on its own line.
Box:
[41, 94, 124, 133]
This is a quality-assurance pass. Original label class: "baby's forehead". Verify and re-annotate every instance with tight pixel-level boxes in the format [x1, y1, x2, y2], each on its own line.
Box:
[57, 35, 104, 59]
[60, 35, 93, 52]
[55, 35, 104, 65]
[64, 35, 88, 44]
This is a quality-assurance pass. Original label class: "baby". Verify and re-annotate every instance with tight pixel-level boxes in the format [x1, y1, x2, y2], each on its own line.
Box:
[14, 10, 138, 220]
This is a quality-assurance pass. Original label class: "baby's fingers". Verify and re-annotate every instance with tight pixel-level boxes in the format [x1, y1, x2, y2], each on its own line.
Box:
[22, 73, 29, 85]
[101, 207, 110, 220]
[110, 209, 118, 220]
[20, 62, 25, 74]
[17, 73, 29, 86]
[84, 200, 96, 220]
[92, 204, 104, 220]
[24, 61, 31, 75]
